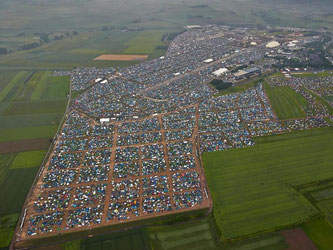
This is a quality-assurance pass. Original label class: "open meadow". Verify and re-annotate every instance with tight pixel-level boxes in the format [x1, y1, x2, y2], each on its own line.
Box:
[203, 128, 333, 240]
[264, 83, 309, 120]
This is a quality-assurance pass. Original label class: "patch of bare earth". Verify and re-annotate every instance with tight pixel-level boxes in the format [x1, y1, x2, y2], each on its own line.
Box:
[281, 228, 317, 250]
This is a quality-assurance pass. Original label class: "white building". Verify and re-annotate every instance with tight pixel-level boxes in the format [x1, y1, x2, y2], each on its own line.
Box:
[204, 58, 214, 63]
[266, 41, 280, 48]
[100, 118, 110, 124]
[213, 68, 228, 77]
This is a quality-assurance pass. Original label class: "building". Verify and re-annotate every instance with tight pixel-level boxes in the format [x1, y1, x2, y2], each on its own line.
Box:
[204, 58, 214, 63]
[100, 118, 110, 124]
[266, 41, 280, 48]
[234, 67, 260, 79]
[212, 68, 228, 77]
[185, 25, 201, 29]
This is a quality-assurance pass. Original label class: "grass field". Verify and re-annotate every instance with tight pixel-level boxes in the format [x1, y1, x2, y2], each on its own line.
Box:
[0, 69, 69, 247]
[0, 228, 14, 248]
[12, 72, 69, 101]
[0, 125, 58, 142]
[302, 218, 333, 250]
[203, 128, 333, 240]
[0, 71, 32, 102]
[124, 31, 165, 54]
[298, 178, 333, 226]
[0, 71, 19, 94]
[0, 113, 63, 129]
[80, 228, 151, 250]
[10, 150, 46, 169]
[2, 100, 67, 115]
[264, 83, 308, 119]
[147, 216, 220, 250]
[0, 167, 39, 215]
[291, 71, 333, 77]
[0, 154, 15, 177]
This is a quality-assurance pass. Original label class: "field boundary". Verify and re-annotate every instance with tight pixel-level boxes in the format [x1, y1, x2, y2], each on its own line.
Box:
[9, 76, 72, 250]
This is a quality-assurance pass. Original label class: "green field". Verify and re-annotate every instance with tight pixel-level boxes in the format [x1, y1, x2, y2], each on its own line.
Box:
[0, 71, 32, 102]
[12, 71, 69, 101]
[302, 218, 333, 250]
[203, 128, 333, 239]
[147, 216, 220, 250]
[124, 31, 165, 54]
[10, 150, 46, 169]
[0, 0, 331, 69]
[0, 167, 39, 215]
[264, 83, 308, 119]
[0, 69, 69, 248]
[79, 228, 151, 250]
[0, 154, 15, 179]
[298, 178, 333, 226]
[0, 228, 14, 248]
[0, 125, 58, 142]
[2, 100, 67, 115]
[291, 71, 333, 77]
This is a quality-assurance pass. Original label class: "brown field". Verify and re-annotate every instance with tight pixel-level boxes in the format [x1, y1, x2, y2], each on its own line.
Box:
[281, 228, 317, 250]
[0, 138, 51, 154]
[93, 54, 148, 61]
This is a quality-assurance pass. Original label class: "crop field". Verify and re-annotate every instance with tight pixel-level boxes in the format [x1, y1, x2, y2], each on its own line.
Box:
[147, 216, 220, 250]
[0, 29, 170, 69]
[78, 229, 151, 250]
[0, 71, 32, 102]
[302, 218, 333, 250]
[0, 71, 19, 94]
[0, 154, 15, 182]
[124, 31, 166, 54]
[0, 139, 51, 154]
[0, 167, 39, 215]
[203, 128, 333, 239]
[264, 83, 308, 119]
[2, 100, 67, 115]
[10, 150, 46, 169]
[0, 69, 69, 248]
[0, 228, 14, 248]
[0, 125, 58, 142]
[12, 72, 69, 101]
[298, 178, 333, 226]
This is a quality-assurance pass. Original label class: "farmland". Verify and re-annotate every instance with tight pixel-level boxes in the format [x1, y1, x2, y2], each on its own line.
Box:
[0, 0, 332, 70]
[203, 128, 333, 240]
[264, 83, 308, 120]
[147, 216, 220, 250]
[0, 69, 69, 248]
[10, 150, 47, 169]
[0, 125, 58, 142]
[124, 31, 166, 54]
[302, 218, 333, 250]
[0, 167, 39, 215]
[0, 1, 333, 247]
